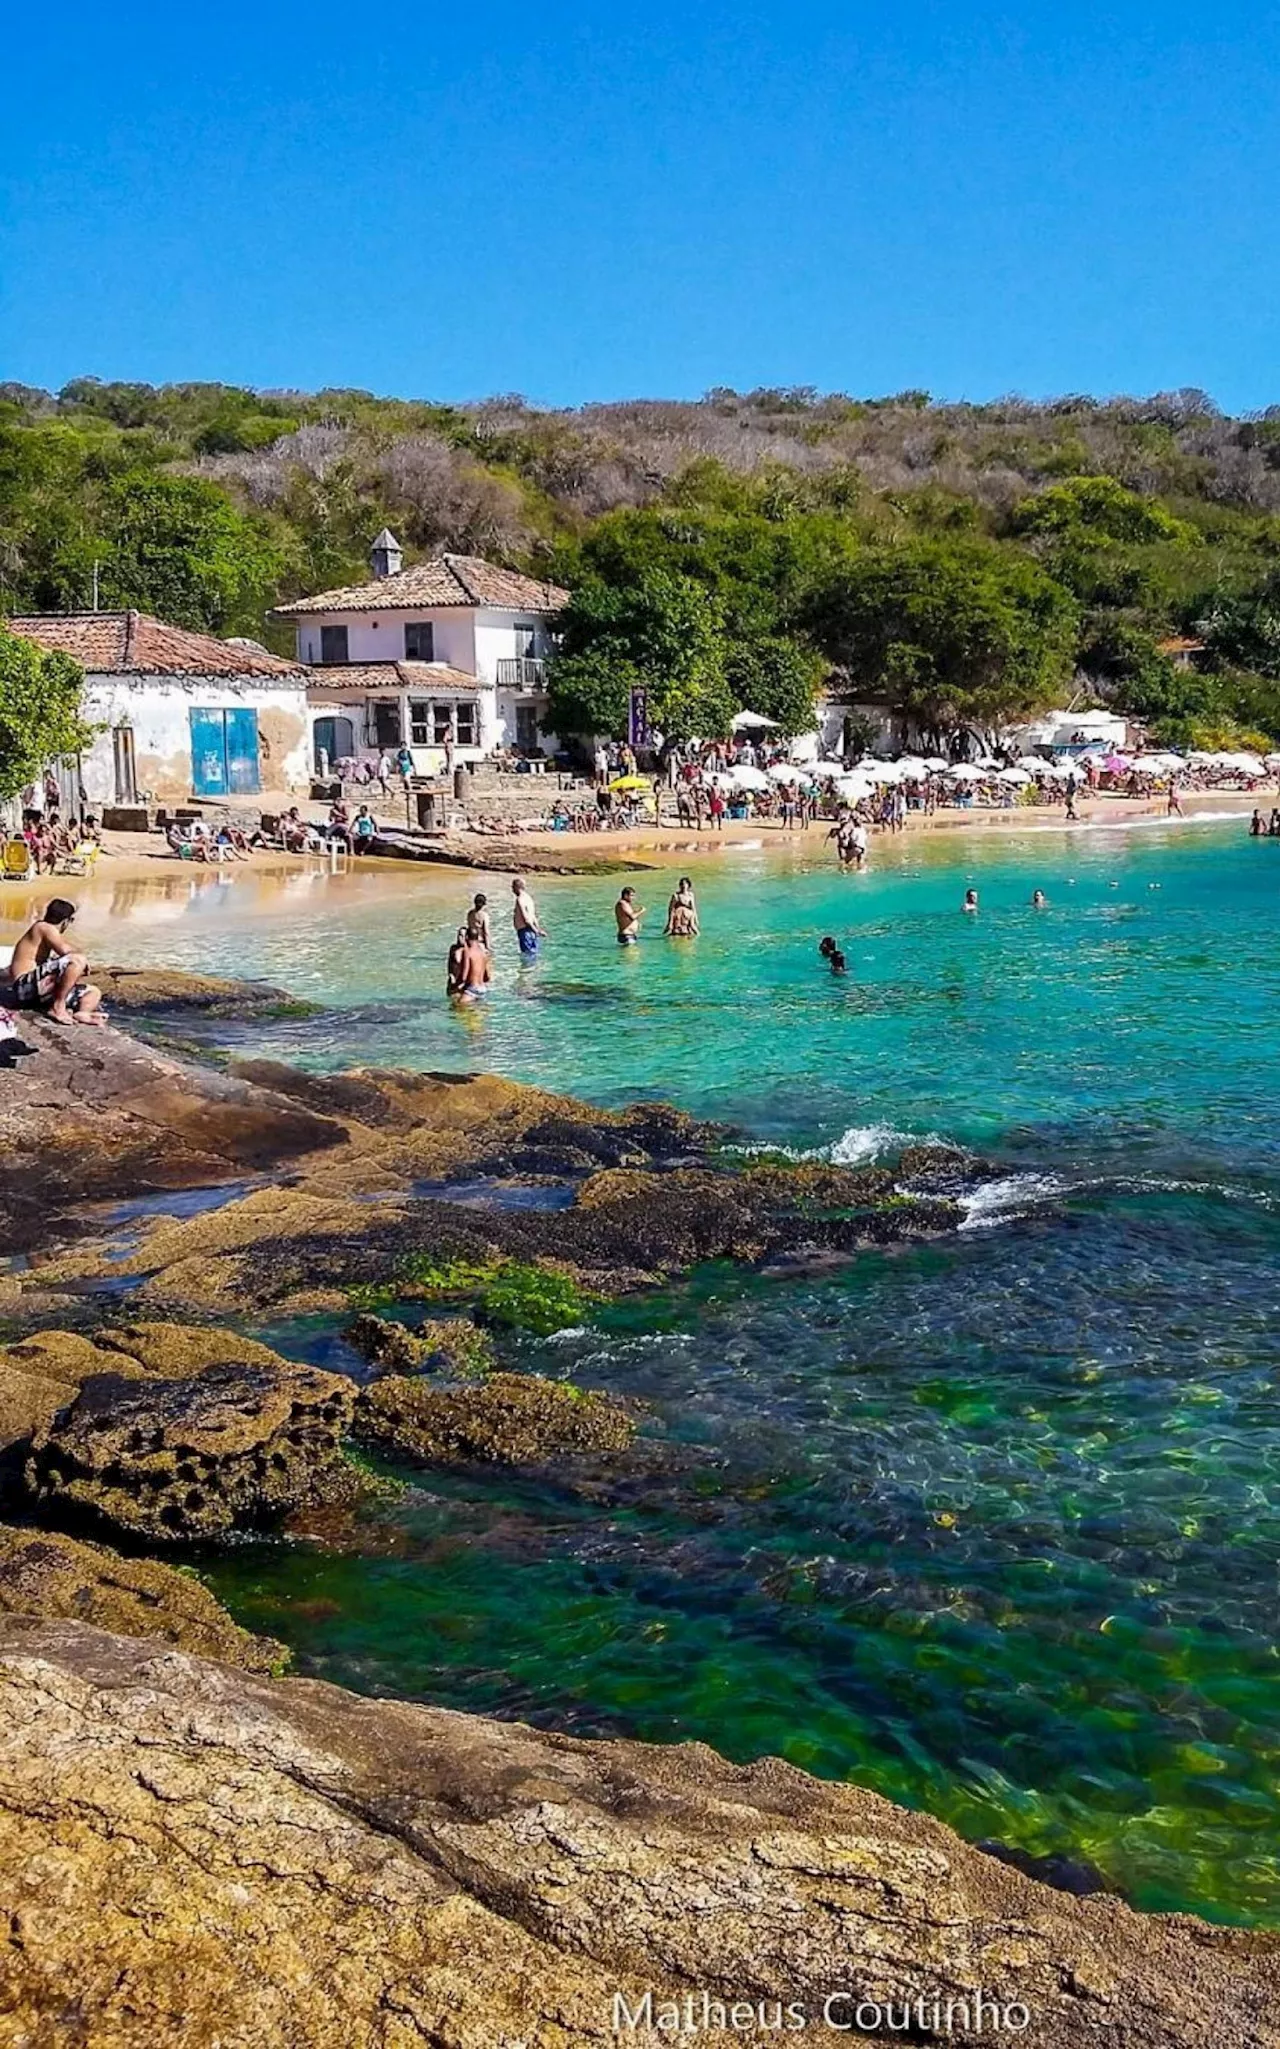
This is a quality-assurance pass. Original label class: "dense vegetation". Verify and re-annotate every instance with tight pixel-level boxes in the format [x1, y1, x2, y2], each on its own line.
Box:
[0, 626, 91, 802]
[4, 377, 1280, 744]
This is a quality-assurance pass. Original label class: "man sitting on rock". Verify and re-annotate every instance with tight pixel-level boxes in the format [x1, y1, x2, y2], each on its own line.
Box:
[2, 899, 106, 1026]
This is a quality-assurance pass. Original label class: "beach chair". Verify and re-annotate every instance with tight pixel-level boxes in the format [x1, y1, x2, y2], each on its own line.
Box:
[60, 840, 101, 877]
[2, 837, 32, 881]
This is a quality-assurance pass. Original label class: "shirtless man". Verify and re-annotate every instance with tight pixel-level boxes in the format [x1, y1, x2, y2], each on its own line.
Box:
[466, 893, 492, 950]
[511, 876, 546, 957]
[3, 899, 105, 1025]
[614, 888, 645, 944]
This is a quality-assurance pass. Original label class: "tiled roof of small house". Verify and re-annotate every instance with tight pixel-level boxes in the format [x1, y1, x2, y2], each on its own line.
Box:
[1155, 636, 1207, 656]
[305, 661, 484, 694]
[273, 554, 568, 617]
[5, 611, 307, 678]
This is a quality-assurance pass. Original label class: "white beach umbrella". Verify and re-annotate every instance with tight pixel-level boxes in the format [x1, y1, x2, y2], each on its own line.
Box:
[923, 756, 950, 771]
[996, 766, 1032, 784]
[766, 760, 805, 782]
[944, 763, 988, 781]
[723, 763, 771, 792]
[894, 755, 929, 776]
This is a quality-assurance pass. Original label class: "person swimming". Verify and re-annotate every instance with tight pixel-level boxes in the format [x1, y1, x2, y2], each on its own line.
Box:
[818, 935, 847, 975]
[963, 889, 979, 912]
[1031, 889, 1047, 907]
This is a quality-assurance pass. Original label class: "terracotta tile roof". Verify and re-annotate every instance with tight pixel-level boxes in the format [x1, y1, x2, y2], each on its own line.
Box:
[273, 553, 568, 617]
[6, 611, 306, 679]
[1156, 636, 1207, 656]
[305, 661, 483, 695]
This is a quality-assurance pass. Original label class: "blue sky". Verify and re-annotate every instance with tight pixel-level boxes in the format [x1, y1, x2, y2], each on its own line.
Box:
[3, 0, 1278, 410]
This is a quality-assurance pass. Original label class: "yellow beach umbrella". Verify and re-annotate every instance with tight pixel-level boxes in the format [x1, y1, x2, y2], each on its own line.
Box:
[608, 774, 652, 792]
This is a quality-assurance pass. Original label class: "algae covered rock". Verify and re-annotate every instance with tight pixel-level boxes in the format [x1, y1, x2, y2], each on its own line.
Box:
[0, 1523, 284, 1673]
[0, 1323, 298, 1457]
[343, 1312, 494, 1377]
[24, 1362, 356, 1543]
[355, 1370, 634, 1466]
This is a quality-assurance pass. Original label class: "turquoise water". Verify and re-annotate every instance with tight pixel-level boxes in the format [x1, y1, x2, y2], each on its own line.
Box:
[62, 821, 1280, 1922]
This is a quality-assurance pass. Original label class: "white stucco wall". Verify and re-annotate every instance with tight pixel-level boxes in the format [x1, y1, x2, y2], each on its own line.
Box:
[295, 610, 477, 670]
[472, 611, 552, 682]
[80, 674, 311, 803]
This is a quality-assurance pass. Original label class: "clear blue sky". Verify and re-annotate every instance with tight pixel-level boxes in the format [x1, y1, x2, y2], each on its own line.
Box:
[4, 0, 1279, 411]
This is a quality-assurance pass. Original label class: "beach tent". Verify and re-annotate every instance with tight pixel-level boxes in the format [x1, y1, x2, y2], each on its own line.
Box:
[731, 710, 779, 732]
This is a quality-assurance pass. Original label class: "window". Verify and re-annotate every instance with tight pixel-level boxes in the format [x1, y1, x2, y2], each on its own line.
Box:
[512, 625, 536, 659]
[320, 624, 349, 664]
[407, 699, 478, 747]
[404, 620, 434, 661]
[371, 700, 401, 748]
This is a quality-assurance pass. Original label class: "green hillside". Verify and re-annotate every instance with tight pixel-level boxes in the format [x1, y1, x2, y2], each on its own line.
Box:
[4, 378, 1280, 745]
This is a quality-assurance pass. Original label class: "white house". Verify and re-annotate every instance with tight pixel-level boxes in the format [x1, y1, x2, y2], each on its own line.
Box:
[272, 534, 568, 774]
[7, 610, 311, 809]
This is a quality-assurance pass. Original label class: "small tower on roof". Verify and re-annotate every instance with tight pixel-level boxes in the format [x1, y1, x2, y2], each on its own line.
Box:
[370, 528, 403, 580]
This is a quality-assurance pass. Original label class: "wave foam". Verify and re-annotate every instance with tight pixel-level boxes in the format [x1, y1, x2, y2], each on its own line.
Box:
[959, 1173, 1068, 1230]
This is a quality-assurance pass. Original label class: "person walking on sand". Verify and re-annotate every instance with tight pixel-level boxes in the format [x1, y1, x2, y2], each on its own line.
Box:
[511, 876, 546, 957]
[665, 877, 699, 936]
[1167, 775, 1184, 817]
[2, 899, 106, 1026]
[614, 887, 645, 944]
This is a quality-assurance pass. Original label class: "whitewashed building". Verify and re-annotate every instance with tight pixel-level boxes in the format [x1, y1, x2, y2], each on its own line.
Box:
[272, 534, 568, 774]
[6, 611, 311, 807]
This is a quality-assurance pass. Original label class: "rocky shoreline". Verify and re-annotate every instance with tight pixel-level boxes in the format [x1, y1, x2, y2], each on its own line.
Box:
[0, 974, 1275, 2044]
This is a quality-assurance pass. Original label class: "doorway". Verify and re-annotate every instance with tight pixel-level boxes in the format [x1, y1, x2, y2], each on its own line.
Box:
[515, 703, 541, 754]
[112, 726, 138, 803]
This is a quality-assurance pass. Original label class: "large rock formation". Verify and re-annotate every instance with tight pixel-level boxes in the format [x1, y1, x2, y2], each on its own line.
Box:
[24, 1362, 356, 1542]
[0, 1322, 304, 1458]
[0, 1009, 345, 1249]
[0, 1524, 283, 1672]
[0, 1619, 1274, 2048]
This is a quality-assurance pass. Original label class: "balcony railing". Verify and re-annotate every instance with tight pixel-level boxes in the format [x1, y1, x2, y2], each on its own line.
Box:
[495, 656, 547, 692]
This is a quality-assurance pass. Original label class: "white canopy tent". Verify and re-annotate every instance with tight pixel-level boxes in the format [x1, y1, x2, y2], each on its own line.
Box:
[731, 710, 780, 732]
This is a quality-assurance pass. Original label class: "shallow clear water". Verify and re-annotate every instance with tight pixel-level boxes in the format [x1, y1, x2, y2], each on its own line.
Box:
[47, 822, 1280, 1922]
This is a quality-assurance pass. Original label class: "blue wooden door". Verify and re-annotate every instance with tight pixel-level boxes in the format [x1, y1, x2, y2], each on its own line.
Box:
[225, 707, 261, 794]
[189, 708, 261, 797]
[190, 709, 229, 797]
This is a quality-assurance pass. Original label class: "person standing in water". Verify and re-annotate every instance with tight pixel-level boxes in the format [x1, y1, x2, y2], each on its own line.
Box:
[614, 888, 645, 944]
[963, 888, 979, 912]
[511, 876, 546, 957]
[466, 893, 492, 950]
[818, 935, 847, 976]
[665, 877, 699, 936]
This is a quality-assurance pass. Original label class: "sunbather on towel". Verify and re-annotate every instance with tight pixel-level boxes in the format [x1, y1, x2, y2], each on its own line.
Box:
[2, 899, 106, 1026]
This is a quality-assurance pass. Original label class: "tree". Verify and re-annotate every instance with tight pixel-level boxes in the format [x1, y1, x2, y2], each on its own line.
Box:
[90, 473, 282, 634]
[725, 635, 825, 735]
[0, 626, 92, 801]
[802, 543, 1078, 743]
[1013, 476, 1199, 547]
[1200, 571, 1280, 678]
[547, 571, 734, 742]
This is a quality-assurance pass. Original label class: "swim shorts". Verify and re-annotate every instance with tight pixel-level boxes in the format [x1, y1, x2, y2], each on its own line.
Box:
[517, 928, 540, 956]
